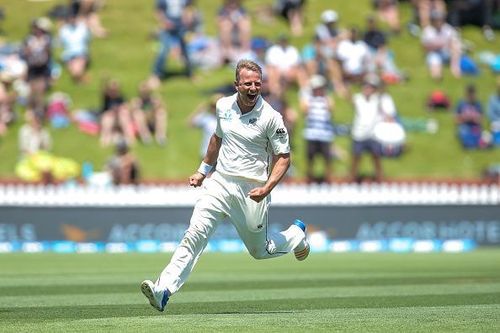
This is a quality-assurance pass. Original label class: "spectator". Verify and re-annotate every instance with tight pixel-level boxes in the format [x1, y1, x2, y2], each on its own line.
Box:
[302, 36, 347, 98]
[58, 11, 91, 83]
[150, 0, 193, 88]
[273, 0, 306, 36]
[106, 139, 140, 185]
[265, 34, 305, 96]
[217, 0, 251, 64]
[312, 10, 349, 96]
[0, 72, 17, 137]
[70, 0, 107, 38]
[421, 10, 461, 80]
[372, 82, 405, 157]
[412, 0, 447, 29]
[300, 75, 335, 184]
[363, 16, 405, 84]
[18, 111, 52, 157]
[236, 37, 268, 73]
[16, 111, 79, 184]
[99, 79, 135, 147]
[373, 0, 401, 34]
[336, 27, 371, 85]
[130, 81, 168, 145]
[315, 9, 341, 59]
[22, 17, 53, 117]
[488, 78, 500, 144]
[187, 93, 221, 158]
[350, 75, 396, 182]
[455, 84, 484, 149]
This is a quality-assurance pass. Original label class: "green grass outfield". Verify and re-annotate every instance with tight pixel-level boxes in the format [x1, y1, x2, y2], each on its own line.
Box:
[1, 251, 499, 332]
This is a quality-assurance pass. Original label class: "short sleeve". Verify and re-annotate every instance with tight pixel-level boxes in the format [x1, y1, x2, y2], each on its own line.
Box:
[267, 113, 290, 155]
[215, 100, 223, 138]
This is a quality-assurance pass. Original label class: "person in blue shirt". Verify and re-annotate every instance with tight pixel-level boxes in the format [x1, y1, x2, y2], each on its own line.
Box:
[455, 84, 483, 149]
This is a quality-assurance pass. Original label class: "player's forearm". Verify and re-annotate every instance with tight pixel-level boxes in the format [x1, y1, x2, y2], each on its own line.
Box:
[203, 134, 221, 166]
[265, 153, 290, 193]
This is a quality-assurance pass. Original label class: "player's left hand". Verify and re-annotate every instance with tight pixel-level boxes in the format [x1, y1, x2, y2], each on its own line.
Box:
[248, 187, 269, 203]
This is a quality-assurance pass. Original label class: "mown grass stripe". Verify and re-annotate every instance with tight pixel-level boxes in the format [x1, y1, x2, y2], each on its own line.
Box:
[1, 275, 499, 296]
[1, 293, 499, 322]
[1, 282, 500, 308]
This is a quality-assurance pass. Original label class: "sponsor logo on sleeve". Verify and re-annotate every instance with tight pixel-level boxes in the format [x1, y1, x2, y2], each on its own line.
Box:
[275, 128, 287, 138]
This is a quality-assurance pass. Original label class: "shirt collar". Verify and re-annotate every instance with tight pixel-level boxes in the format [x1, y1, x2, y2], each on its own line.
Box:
[233, 94, 264, 116]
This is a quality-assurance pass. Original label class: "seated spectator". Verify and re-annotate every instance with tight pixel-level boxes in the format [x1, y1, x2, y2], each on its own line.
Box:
[106, 139, 140, 185]
[19, 111, 52, 157]
[217, 0, 251, 64]
[129, 81, 168, 145]
[273, 0, 306, 36]
[350, 75, 396, 182]
[488, 78, 500, 145]
[99, 79, 135, 147]
[187, 93, 221, 158]
[0, 72, 17, 137]
[363, 16, 405, 84]
[336, 27, 371, 85]
[373, 0, 401, 34]
[413, 0, 447, 29]
[455, 84, 484, 149]
[70, 0, 107, 38]
[265, 33, 305, 96]
[315, 9, 341, 59]
[235, 37, 269, 73]
[22, 17, 53, 117]
[58, 11, 91, 83]
[421, 10, 461, 80]
[16, 113, 79, 184]
[300, 75, 335, 183]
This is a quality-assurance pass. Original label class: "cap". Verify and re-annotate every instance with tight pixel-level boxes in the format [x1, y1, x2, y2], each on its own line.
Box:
[321, 10, 338, 23]
[34, 17, 53, 32]
[310, 75, 327, 89]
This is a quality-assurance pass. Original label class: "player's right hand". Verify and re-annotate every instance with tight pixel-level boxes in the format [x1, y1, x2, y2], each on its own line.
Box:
[189, 172, 205, 187]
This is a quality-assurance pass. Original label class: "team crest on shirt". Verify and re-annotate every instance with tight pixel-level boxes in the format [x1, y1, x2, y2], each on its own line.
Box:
[220, 109, 233, 120]
[248, 118, 257, 125]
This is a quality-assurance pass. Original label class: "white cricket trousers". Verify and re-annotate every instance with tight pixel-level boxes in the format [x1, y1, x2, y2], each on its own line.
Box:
[154, 171, 306, 295]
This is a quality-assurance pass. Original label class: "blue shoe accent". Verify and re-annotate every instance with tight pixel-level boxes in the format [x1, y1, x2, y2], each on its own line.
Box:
[293, 219, 306, 232]
[161, 289, 170, 311]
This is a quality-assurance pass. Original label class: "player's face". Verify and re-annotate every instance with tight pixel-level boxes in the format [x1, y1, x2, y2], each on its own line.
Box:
[235, 69, 262, 110]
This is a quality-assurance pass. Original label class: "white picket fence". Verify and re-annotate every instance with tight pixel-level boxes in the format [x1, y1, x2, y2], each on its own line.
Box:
[0, 182, 499, 206]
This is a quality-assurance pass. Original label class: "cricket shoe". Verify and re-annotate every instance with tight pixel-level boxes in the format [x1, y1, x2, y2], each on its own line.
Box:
[293, 219, 310, 261]
[141, 280, 170, 312]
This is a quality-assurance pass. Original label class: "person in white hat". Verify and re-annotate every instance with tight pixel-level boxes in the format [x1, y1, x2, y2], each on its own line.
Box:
[300, 74, 335, 183]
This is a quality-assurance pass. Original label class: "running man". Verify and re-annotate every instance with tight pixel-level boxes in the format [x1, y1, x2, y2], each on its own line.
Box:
[141, 59, 310, 312]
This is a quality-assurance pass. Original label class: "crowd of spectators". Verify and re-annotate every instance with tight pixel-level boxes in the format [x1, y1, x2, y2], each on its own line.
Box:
[0, 0, 499, 185]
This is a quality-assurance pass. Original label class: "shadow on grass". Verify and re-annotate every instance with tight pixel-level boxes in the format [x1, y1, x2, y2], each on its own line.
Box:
[1, 293, 499, 321]
[2, 275, 499, 297]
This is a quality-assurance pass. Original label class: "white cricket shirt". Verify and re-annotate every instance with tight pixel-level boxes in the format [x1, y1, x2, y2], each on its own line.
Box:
[215, 93, 290, 182]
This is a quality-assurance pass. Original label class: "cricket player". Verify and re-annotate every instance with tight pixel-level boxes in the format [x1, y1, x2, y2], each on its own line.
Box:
[141, 59, 309, 312]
